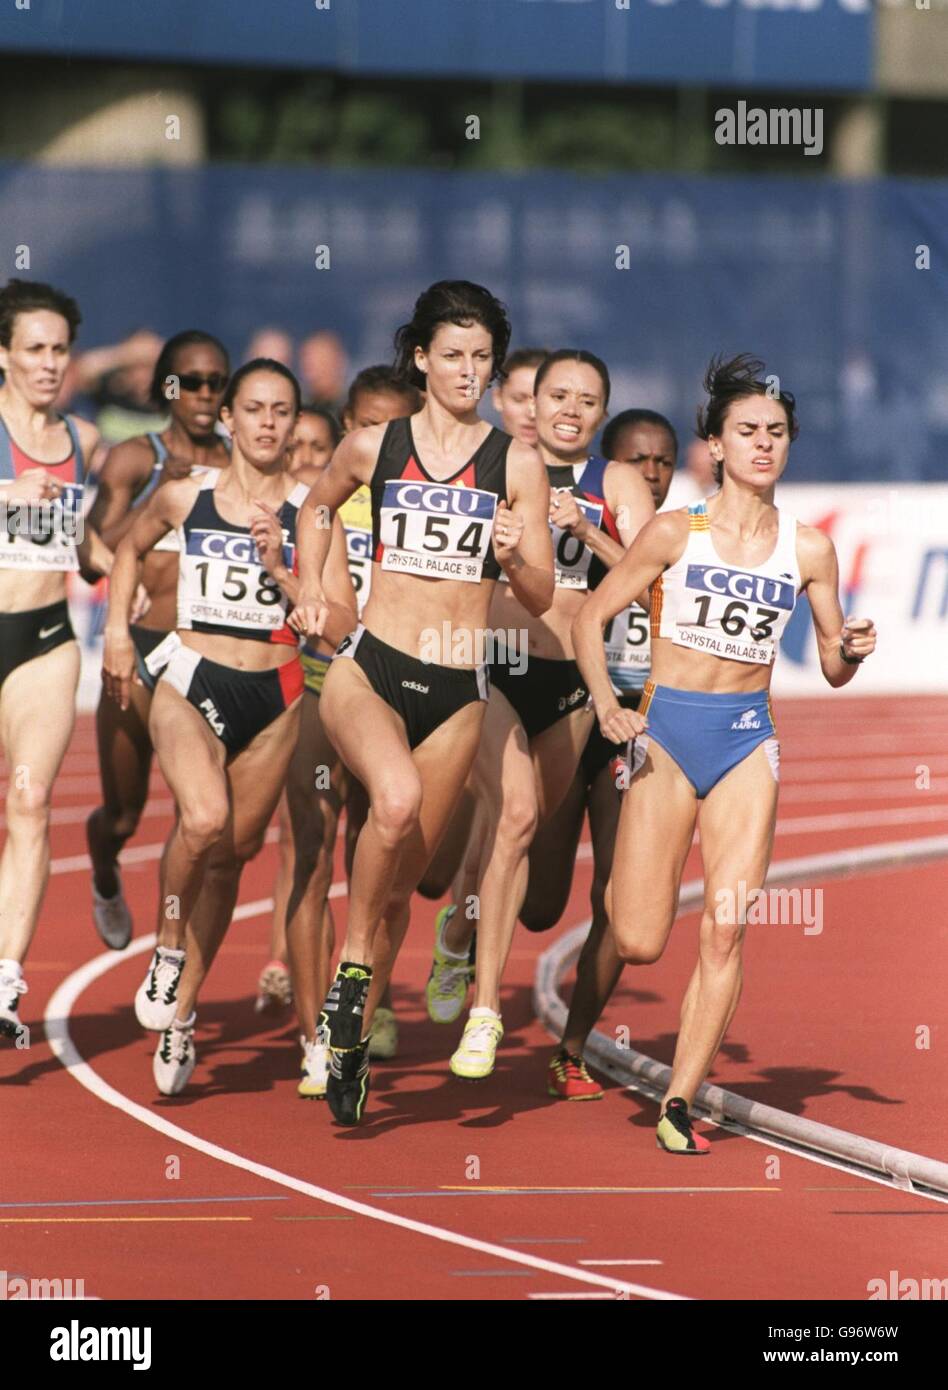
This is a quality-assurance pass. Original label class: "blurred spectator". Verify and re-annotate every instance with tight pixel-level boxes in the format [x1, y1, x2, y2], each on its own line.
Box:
[299, 330, 348, 410]
[665, 438, 717, 508]
[246, 327, 294, 366]
[58, 328, 168, 445]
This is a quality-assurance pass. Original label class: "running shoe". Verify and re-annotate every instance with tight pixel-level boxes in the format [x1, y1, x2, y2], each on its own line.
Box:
[0, 968, 27, 1041]
[547, 1048, 604, 1101]
[449, 1009, 503, 1080]
[153, 1013, 197, 1096]
[656, 1096, 710, 1155]
[134, 947, 186, 1031]
[91, 870, 133, 951]
[298, 1026, 330, 1100]
[425, 905, 473, 1024]
[255, 959, 293, 1014]
[368, 1006, 398, 1060]
[327, 1036, 370, 1125]
[320, 962, 372, 1051]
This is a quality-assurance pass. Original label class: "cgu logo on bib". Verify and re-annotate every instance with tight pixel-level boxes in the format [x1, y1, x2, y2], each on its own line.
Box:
[387, 482, 496, 519]
[686, 564, 794, 610]
[189, 528, 294, 567]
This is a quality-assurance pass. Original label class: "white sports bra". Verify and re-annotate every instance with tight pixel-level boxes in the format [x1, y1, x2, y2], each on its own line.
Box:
[650, 501, 800, 667]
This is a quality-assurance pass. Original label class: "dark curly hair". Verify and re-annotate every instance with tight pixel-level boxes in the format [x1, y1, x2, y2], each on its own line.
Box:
[393, 281, 511, 391]
[0, 278, 81, 347]
[696, 354, 798, 485]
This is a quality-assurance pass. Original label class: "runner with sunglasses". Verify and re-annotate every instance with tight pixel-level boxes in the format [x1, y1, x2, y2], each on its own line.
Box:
[291, 281, 555, 1125]
[573, 355, 876, 1153]
[85, 332, 231, 948]
[0, 278, 110, 1041]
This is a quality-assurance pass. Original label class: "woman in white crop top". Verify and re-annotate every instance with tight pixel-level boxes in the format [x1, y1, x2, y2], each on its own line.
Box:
[574, 354, 877, 1155]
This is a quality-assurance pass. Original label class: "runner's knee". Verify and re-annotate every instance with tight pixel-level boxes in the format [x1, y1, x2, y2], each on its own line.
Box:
[371, 779, 422, 847]
[496, 784, 538, 851]
[5, 779, 53, 831]
[178, 799, 229, 856]
[701, 912, 745, 965]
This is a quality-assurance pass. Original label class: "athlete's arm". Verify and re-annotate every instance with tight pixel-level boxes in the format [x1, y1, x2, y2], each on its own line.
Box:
[292, 426, 379, 637]
[85, 436, 156, 548]
[798, 524, 876, 688]
[103, 478, 195, 710]
[76, 523, 113, 582]
[498, 440, 555, 617]
[573, 512, 685, 743]
[321, 514, 359, 645]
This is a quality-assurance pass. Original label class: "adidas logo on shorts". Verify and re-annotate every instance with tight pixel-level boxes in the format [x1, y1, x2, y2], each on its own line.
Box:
[401, 680, 429, 695]
[731, 708, 762, 731]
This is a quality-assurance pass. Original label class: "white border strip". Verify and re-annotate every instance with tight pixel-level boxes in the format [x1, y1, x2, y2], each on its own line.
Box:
[43, 936, 687, 1301]
[535, 836, 948, 1197]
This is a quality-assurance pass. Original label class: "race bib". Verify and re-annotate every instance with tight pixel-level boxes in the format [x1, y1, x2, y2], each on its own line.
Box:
[0, 484, 84, 572]
[379, 480, 497, 584]
[345, 525, 372, 615]
[181, 527, 291, 631]
[551, 497, 603, 589]
[673, 563, 794, 665]
[604, 603, 650, 672]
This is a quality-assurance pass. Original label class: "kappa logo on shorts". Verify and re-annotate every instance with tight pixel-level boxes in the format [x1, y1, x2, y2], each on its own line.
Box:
[731, 708, 762, 731]
[401, 679, 429, 695]
[199, 698, 225, 735]
[557, 686, 586, 712]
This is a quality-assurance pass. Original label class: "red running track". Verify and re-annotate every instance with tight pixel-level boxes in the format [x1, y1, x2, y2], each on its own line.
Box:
[2, 697, 946, 1301]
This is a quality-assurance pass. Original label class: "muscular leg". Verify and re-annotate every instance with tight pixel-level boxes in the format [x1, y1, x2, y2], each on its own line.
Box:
[470, 701, 592, 1015]
[0, 642, 79, 960]
[417, 785, 476, 899]
[358, 700, 485, 1032]
[268, 794, 293, 965]
[147, 682, 230, 951]
[175, 699, 302, 1021]
[86, 677, 154, 898]
[663, 742, 778, 1108]
[561, 761, 624, 1055]
[520, 768, 586, 932]
[285, 692, 343, 1039]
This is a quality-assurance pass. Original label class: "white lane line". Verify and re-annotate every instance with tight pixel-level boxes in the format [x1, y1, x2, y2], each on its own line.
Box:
[578, 1259, 663, 1266]
[528, 1292, 617, 1300]
[780, 784, 944, 803]
[1, 800, 175, 831]
[774, 805, 948, 834]
[42, 935, 687, 1302]
[51, 827, 279, 877]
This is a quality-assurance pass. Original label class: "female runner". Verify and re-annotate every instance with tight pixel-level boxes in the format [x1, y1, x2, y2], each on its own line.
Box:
[85, 330, 231, 948]
[103, 359, 355, 1094]
[0, 278, 109, 1038]
[427, 350, 654, 1082]
[573, 355, 876, 1153]
[276, 371, 424, 1098]
[292, 280, 554, 1125]
[418, 348, 549, 983]
[523, 409, 678, 1100]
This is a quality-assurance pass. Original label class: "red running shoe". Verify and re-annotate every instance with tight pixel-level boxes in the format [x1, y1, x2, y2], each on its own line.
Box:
[656, 1096, 711, 1154]
[547, 1048, 604, 1101]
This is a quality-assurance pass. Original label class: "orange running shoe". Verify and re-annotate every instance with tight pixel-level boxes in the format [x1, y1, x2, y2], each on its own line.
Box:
[547, 1048, 604, 1101]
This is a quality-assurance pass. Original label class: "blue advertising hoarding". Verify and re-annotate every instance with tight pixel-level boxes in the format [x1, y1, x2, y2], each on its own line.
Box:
[0, 0, 874, 92]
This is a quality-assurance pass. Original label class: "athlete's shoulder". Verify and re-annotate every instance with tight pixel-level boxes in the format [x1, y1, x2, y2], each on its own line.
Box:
[603, 457, 654, 499]
[67, 412, 99, 457]
[97, 431, 161, 482]
[794, 521, 835, 579]
[152, 470, 204, 516]
[505, 436, 545, 479]
[636, 507, 692, 559]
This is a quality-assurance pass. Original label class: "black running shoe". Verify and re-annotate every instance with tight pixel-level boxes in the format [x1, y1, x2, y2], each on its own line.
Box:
[320, 962, 372, 1050]
[327, 1037, 371, 1126]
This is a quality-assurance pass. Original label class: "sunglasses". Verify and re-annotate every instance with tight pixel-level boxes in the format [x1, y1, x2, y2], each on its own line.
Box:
[177, 373, 229, 393]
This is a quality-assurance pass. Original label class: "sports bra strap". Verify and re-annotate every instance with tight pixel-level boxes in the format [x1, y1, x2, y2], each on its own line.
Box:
[0, 413, 13, 481]
[147, 431, 168, 467]
[63, 415, 84, 482]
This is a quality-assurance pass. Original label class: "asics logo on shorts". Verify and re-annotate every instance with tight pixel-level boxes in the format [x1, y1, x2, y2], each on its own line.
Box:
[199, 698, 225, 735]
[557, 686, 586, 712]
[401, 680, 429, 695]
[731, 708, 762, 731]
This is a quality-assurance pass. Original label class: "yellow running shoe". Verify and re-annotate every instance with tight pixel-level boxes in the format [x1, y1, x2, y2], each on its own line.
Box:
[298, 1027, 329, 1099]
[426, 905, 472, 1024]
[449, 1009, 503, 1080]
[368, 1006, 398, 1060]
[656, 1097, 711, 1154]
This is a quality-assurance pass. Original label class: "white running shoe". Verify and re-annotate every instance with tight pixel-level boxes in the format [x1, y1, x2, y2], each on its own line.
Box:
[368, 1006, 398, 1060]
[449, 1009, 504, 1080]
[91, 871, 133, 951]
[255, 959, 293, 1014]
[135, 947, 186, 1031]
[153, 1013, 197, 1096]
[0, 968, 28, 1041]
[298, 1026, 330, 1099]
